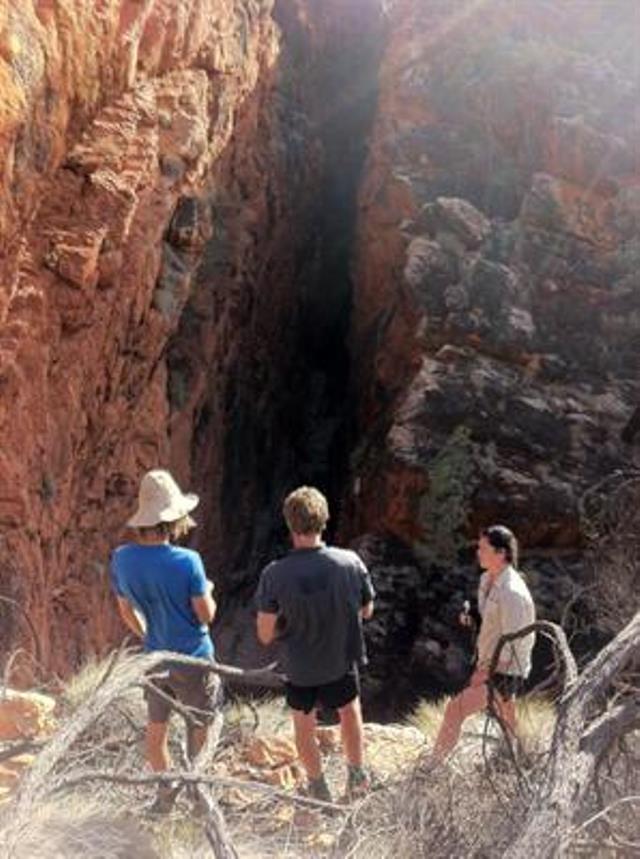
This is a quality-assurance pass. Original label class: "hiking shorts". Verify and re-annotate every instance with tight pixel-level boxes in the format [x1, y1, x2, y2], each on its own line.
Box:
[145, 660, 220, 724]
[286, 668, 360, 714]
[492, 672, 524, 699]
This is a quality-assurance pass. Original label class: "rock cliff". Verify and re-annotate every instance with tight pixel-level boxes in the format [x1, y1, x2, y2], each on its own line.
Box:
[0, 0, 314, 673]
[0, 0, 638, 709]
[345, 0, 640, 709]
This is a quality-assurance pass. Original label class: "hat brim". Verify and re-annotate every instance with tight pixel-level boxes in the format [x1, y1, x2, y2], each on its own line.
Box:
[126, 492, 199, 529]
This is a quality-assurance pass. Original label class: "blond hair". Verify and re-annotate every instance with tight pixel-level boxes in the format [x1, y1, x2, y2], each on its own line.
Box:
[135, 515, 194, 543]
[283, 486, 329, 535]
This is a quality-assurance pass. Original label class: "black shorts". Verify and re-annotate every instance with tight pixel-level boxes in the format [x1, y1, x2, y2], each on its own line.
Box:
[286, 669, 360, 714]
[492, 672, 524, 699]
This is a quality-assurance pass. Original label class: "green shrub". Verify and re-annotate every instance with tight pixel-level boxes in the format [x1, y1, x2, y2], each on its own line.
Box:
[416, 426, 478, 565]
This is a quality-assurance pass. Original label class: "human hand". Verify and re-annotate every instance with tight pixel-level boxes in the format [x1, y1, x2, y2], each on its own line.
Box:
[459, 600, 472, 627]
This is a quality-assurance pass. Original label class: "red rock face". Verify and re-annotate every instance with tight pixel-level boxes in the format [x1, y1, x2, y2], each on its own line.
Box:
[0, 0, 381, 679]
[0, 0, 290, 676]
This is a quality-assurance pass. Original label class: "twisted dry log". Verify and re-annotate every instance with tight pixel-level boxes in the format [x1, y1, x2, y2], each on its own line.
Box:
[496, 612, 640, 858]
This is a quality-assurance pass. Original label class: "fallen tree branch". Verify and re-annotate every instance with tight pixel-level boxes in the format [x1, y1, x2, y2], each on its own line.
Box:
[570, 794, 640, 839]
[488, 621, 578, 690]
[52, 768, 347, 812]
[149, 652, 286, 689]
[580, 694, 640, 758]
[503, 610, 640, 859]
[569, 612, 640, 712]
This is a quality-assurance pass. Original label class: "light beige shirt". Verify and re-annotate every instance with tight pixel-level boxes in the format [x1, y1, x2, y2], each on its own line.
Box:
[477, 565, 536, 676]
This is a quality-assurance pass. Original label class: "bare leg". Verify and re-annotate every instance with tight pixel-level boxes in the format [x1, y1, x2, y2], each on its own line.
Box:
[338, 697, 365, 768]
[292, 709, 322, 780]
[432, 678, 490, 761]
[187, 724, 209, 762]
[146, 721, 171, 771]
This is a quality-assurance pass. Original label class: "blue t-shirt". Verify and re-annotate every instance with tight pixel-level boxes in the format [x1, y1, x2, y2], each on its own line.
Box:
[111, 543, 214, 658]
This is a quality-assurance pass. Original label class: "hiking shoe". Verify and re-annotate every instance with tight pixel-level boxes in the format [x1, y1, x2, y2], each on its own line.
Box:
[345, 765, 370, 801]
[306, 774, 333, 803]
[147, 785, 179, 816]
[188, 785, 213, 819]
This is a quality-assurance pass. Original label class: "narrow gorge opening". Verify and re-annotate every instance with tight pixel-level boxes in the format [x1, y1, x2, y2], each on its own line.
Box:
[162, 0, 386, 668]
[278, 0, 383, 536]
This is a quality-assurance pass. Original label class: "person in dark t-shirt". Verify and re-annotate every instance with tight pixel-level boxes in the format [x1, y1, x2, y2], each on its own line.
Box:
[256, 486, 375, 802]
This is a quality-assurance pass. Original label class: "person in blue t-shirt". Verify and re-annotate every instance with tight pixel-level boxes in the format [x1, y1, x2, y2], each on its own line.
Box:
[111, 469, 217, 813]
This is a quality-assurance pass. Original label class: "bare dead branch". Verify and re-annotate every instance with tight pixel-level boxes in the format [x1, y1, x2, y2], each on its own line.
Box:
[0, 594, 44, 671]
[571, 795, 640, 838]
[151, 652, 285, 688]
[488, 621, 578, 689]
[52, 768, 347, 812]
[570, 612, 640, 712]
[580, 695, 640, 758]
[504, 610, 640, 859]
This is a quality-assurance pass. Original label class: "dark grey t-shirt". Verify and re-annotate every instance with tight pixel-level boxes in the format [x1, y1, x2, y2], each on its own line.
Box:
[255, 545, 375, 686]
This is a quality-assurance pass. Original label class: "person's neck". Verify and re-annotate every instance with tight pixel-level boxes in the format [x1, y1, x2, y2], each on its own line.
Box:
[291, 532, 324, 550]
[486, 561, 509, 583]
[136, 535, 169, 547]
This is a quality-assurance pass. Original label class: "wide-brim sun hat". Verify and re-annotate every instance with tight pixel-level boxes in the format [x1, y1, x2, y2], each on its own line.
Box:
[127, 469, 199, 528]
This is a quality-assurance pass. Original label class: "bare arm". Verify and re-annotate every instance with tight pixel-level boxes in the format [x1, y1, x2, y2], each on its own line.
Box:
[116, 596, 146, 639]
[257, 611, 278, 645]
[191, 581, 217, 625]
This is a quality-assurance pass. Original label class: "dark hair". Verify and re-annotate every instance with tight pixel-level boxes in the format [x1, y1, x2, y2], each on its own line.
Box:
[480, 525, 518, 567]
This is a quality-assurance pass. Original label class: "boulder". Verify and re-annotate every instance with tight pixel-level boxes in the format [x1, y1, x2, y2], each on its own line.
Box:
[0, 689, 56, 741]
[421, 197, 492, 250]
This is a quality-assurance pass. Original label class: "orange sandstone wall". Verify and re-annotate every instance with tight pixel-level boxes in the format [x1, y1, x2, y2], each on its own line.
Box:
[0, 0, 285, 673]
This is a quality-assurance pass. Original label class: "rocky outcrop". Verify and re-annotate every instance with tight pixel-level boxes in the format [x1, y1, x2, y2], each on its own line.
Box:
[344, 0, 640, 701]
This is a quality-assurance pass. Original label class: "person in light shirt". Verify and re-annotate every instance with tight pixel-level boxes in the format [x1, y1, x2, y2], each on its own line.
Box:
[431, 525, 536, 761]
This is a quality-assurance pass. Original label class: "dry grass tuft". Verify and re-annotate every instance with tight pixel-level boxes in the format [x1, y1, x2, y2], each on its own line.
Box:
[0, 795, 159, 859]
[59, 653, 122, 714]
[407, 693, 555, 756]
[406, 697, 448, 741]
[332, 761, 528, 858]
[513, 695, 556, 754]
[224, 693, 291, 739]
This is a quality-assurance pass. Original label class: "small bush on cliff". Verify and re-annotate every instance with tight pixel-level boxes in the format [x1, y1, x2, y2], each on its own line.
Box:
[416, 425, 478, 566]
